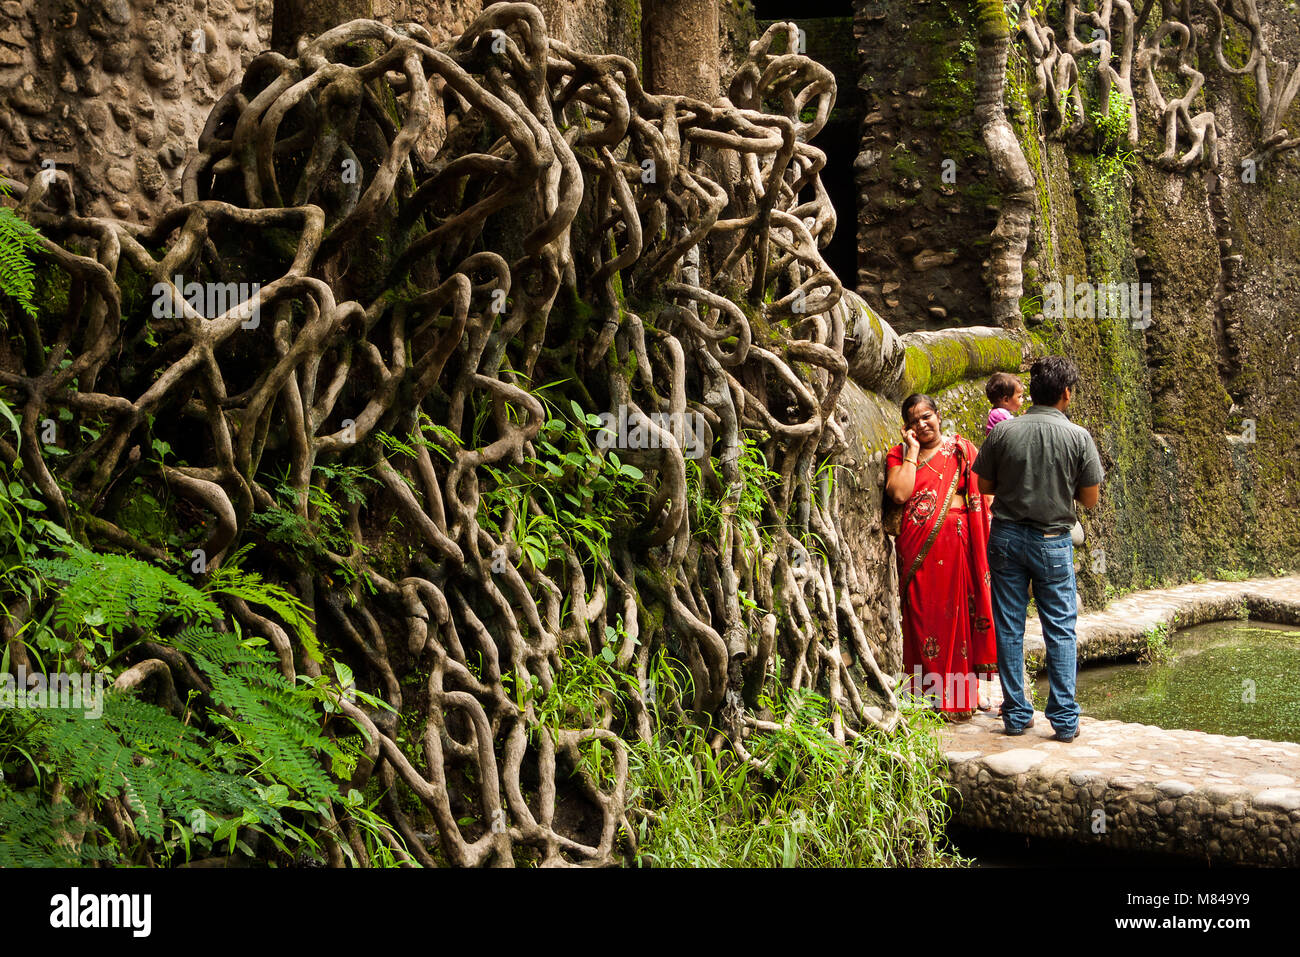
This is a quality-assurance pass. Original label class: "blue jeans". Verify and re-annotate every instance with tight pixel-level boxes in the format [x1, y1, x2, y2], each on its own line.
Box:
[987, 519, 1080, 736]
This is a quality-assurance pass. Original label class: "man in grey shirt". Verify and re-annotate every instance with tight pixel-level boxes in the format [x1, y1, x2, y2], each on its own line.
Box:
[973, 357, 1104, 742]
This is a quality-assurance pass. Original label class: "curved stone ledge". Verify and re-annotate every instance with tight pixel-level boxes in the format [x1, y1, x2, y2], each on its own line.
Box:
[943, 575, 1300, 865]
[884, 326, 1026, 401]
[943, 712, 1300, 865]
[1023, 575, 1300, 670]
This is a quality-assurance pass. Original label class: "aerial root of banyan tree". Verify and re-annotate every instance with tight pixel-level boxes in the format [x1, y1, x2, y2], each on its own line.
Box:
[1014, 0, 1298, 170]
[0, 4, 910, 866]
[976, 0, 1299, 327]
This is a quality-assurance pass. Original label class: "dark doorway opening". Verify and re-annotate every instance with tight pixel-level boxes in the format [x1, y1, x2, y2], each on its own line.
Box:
[806, 109, 859, 289]
[753, 0, 853, 18]
[753, 1, 861, 292]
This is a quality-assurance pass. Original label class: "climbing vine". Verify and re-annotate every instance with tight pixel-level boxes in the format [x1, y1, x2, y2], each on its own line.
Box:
[0, 4, 916, 866]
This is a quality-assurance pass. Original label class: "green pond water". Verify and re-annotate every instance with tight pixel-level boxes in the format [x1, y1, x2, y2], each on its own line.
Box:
[1034, 620, 1300, 743]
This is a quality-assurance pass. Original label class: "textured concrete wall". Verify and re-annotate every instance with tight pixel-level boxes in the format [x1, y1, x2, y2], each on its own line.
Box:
[0, 0, 270, 221]
[0, 0, 648, 223]
[851, 0, 994, 330]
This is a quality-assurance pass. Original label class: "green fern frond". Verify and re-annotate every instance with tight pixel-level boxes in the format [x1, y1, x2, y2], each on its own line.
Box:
[31, 544, 221, 637]
[1, 678, 337, 864]
[0, 201, 40, 320]
[204, 546, 322, 663]
[0, 784, 116, 866]
[168, 624, 340, 802]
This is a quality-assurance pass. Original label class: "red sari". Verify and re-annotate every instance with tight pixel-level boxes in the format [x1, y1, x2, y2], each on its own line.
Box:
[886, 436, 997, 715]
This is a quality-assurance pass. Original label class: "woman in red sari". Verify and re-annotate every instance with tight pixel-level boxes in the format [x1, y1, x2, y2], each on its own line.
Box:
[885, 394, 997, 719]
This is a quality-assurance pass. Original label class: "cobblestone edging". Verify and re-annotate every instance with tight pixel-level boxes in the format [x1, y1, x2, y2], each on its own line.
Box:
[942, 575, 1300, 865]
[1023, 576, 1300, 670]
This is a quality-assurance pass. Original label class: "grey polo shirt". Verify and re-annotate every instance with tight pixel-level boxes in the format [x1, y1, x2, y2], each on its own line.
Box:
[971, 405, 1104, 534]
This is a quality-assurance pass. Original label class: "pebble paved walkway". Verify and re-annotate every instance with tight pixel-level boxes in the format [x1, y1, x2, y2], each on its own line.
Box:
[941, 575, 1300, 865]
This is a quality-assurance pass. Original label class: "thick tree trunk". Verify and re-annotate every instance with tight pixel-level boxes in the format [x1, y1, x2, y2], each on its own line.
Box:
[974, 0, 1035, 328]
[643, 0, 720, 101]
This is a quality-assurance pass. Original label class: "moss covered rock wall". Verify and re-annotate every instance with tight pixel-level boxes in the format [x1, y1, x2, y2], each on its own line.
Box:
[1013, 18, 1300, 608]
[849, 0, 1299, 613]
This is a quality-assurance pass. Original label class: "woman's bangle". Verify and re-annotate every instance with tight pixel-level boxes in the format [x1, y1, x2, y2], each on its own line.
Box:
[904, 458, 917, 465]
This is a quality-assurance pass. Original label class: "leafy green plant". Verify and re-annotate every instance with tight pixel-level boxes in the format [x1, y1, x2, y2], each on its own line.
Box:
[1092, 87, 1132, 151]
[249, 462, 376, 574]
[0, 179, 40, 319]
[528, 639, 633, 735]
[626, 660, 961, 867]
[1139, 621, 1173, 664]
[684, 457, 722, 541]
[1, 692, 302, 866]
[0, 589, 353, 866]
[1056, 81, 1079, 125]
[337, 786, 415, 867]
[736, 433, 780, 549]
[685, 430, 781, 550]
[32, 546, 219, 644]
[1078, 88, 1138, 200]
[205, 546, 319, 647]
[477, 398, 647, 580]
[1215, 567, 1250, 582]
[375, 411, 462, 464]
[1020, 293, 1044, 323]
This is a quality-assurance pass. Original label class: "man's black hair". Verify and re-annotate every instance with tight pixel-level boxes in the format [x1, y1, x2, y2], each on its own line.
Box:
[1029, 356, 1080, 406]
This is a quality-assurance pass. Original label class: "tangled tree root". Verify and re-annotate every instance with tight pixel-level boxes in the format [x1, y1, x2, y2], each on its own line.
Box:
[1013, 0, 1300, 171]
[2, 4, 907, 866]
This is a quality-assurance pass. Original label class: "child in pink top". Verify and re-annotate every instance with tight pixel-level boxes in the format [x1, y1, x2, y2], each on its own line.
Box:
[984, 372, 1024, 434]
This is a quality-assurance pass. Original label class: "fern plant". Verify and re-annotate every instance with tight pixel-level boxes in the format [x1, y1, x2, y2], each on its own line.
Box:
[204, 545, 323, 663]
[0, 179, 40, 319]
[0, 404, 391, 864]
[32, 544, 221, 640]
[0, 568, 361, 866]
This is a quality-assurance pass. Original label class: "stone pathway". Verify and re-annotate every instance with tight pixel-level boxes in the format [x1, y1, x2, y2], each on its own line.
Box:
[941, 575, 1300, 865]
